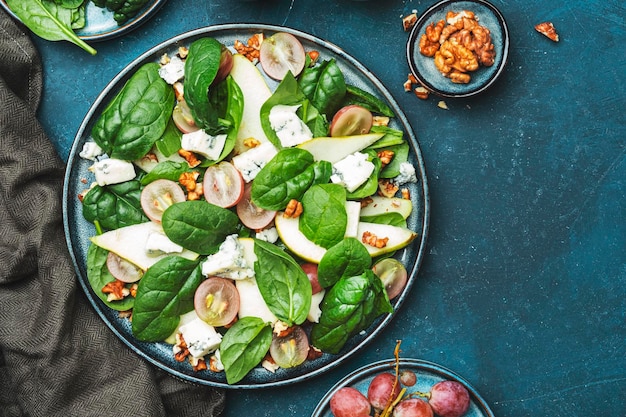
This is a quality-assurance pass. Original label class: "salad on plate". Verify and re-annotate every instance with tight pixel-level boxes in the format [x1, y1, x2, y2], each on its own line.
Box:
[70, 27, 426, 386]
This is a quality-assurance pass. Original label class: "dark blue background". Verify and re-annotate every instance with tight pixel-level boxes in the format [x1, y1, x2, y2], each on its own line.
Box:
[30, 0, 625, 416]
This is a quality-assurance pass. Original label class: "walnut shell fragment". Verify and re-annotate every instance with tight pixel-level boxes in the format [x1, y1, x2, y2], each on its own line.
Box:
[535, 22, 559, 42]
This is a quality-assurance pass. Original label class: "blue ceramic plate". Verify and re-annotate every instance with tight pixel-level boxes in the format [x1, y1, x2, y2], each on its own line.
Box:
[311, 358, 495, 417]
[406, 0, 509, 98]
[62, 24, 430, 389]
[0, 0, 167, 41]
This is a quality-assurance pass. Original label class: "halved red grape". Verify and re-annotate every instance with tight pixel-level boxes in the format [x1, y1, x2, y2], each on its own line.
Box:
[236, 183, 276, 229]
[203, 161, 244, 208]
[367, 372, 401, 410]
[329, 387, 371, 417]
[106, 252, 143, 283]
[172, 99, 198, 134]
[429, 381, 470, 417]
[269, 326, 309, 368]
[259, 32, 306, 80]
[140, 179, 186, 223]
[393, 398, 433, 417]
[301, 263, 322, 294]
[329, 105, 373, 137]
[372, 258, 408, 299]
[194, 277, 240, 327]
[213, 45, 233, 85]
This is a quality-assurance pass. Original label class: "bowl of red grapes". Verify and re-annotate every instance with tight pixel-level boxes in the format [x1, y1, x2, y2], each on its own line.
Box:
[311, 347, 493, 417]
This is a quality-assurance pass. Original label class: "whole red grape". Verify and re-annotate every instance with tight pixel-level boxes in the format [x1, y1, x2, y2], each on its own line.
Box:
[367, 372, 401, 409]
[330, 387, 371, 417]
[428, 381, 470, 417]
[393, 398, 433, 417]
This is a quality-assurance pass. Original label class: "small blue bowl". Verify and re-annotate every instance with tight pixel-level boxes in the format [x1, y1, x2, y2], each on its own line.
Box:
[406, 0, 509, 98]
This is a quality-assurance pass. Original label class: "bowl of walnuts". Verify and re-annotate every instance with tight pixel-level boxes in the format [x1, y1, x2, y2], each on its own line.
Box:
[406, 0, 509, 98]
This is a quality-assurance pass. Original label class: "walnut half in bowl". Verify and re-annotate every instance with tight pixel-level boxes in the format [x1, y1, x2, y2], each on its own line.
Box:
[406, 0, 509, 98]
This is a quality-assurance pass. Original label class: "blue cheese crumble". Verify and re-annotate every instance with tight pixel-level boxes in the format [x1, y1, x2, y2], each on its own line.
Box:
[158, 55, 185, 84]
[90, 158, 136, 186]
[268, 104, 313, 147]
[231, 142, 278, 183]
[201, 235, 254, 279]
[181, 129, 227, 161]
[179, 317, 222, 358]
[79, 141, 103, 161]
[330, 152, 375, 192]
[394, 162, 418, 185]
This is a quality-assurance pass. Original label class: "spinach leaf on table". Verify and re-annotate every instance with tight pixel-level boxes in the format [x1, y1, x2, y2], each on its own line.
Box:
[253, 239, 312, 326]
[82, 179, 148, 231]
[311, 270, 393, 354]
[131, 256, 203, 342]
[299, 184, 347, 249]
[91, 63, 175, 161]
[86, 244, 135, 311]
[184, 38, 229, 135]
[251, 148, 331, 211]
[317, 237, 372, 288]
[161, 201, 240, 255]
[220, 317, 272, 385]
[6, 0, 96, 55]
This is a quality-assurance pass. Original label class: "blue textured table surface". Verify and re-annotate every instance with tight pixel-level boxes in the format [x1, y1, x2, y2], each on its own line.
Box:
[28, 0, 625, 416]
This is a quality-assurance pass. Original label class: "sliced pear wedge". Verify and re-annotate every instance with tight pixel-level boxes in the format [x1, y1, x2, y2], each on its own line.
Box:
[359, 196, 413, 219]
[229, 54, 272, 154]
[90, 222, 198, 271]
[274, 213, 327, 264]
[357, 221, 417, 257]
[296, 132, 384, 163]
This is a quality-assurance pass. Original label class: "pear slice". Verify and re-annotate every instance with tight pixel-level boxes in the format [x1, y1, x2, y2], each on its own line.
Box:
[90, 222, 198, 271]
[236, 278, 278, 324]
[274, 213, 327, 264]
[296, 132, 384, 163]
[359, 196, 413, 219]
[229, 54, 272, 155]
[345, 200, 361, 238]
[357, 221, 417, 257]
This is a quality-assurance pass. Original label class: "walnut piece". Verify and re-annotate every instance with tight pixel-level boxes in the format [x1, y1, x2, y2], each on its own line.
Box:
[402, 13, 418, 32]
[178, 149, 201, 168]
[234, 33, 265, 62]
[102, 280, 130, 302]
[283, 199, 303, 218]
[535, 22, 559, 42]
[362, 231, 389, 248]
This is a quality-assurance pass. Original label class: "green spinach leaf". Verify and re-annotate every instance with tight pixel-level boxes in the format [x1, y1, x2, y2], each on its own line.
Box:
[220, 317, 272, 384]
[86, 244, 135, 311]
[184, 38, 227, 134]
[140, 161, 188, 186]
[311, 270, 393, 354]
[299, 59, 346, 116]
[82, 180, 148, 231]
[317, 237, 371, 288]
[6, 0, 95, 55]
[341, 84, 395, 117]
[251, 148, 318, 211]
[154, 117, 182, 157]
[253, 239, 312, 325]
[299, 184, 347, 249]
[161, 201, 240, 254]
[131, 256, 202, 342]
[379, 142, 409, 179]
[360, 212, 407, 228]
[366, 126, 405, 149]
[91, 62, 175, 160]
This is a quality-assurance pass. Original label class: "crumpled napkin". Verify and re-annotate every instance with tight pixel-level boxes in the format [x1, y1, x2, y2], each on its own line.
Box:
[0, 10, 224, 417]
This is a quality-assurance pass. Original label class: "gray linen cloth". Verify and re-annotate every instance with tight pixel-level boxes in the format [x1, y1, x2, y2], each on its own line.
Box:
[0, 10, 225, 417]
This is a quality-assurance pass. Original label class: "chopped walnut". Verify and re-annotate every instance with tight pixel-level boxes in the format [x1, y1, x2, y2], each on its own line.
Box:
[438, 100, 449, 110]
[178, 149, 201, 168]
[243, 137, 261, 148]
[179, 171, 200, 192]
[307, 345, 323, 361]
[139, 151, 159, 165]
[402, 13, 418, 32]
[414, 86, 430, 100]
[118, 310, 132, 319]
[209, 354, 224, 372]
[284, 199, 303, 218]
[535, 22, 559, 42]
[173, 333, 190, 362]
[362, 231, 389, 248]
[372, 116, 390, 127]
[102, 280, 130, 302]
[234, 33, 264, 62]
[129, 283, 138, 298]
[159, 53, 170, 65]
[173, 82, 185, 101]
[262, 356, 280, 373]
[377, 150, 395, 168]
[360, 196, 374, 208]
[307, 50, 320, 64]
[419, 20, 445, 57]
[378, 179, 399, 198]
[401, 188, 411, 200]
[192, 358, 208, 372]
[177, 46, 189, 59]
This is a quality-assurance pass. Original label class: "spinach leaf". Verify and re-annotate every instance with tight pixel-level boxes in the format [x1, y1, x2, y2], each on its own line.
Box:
[360, 212, 407, 228]
[311, 270, 393, 354]
[202, 75, 244, 165]
[346, 150, 382, 200]
[82, 180, 148, 231]
[253, 239, 312, 325]
[251, 148, 318, 211]
[132, 256, 202, 342]
[6, 0, 96, 55]
[299, 184, 347, 249]
[140, 161, 188, 185]
[379, 142, 409, 179]
[341, 84, 395, 118]
[161, 201, 240, 255]
[154, 117, 182, 157]
[299, 59, 347, 116]
[52, 0, 84, 8]
[184, 38, 227, 134]
[220, 317, 272, 385]
[317, 237, 371, 288]
[86, 244, 135, 311]
[366, 125, 405, 149]
[91, 63, 175, 160]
